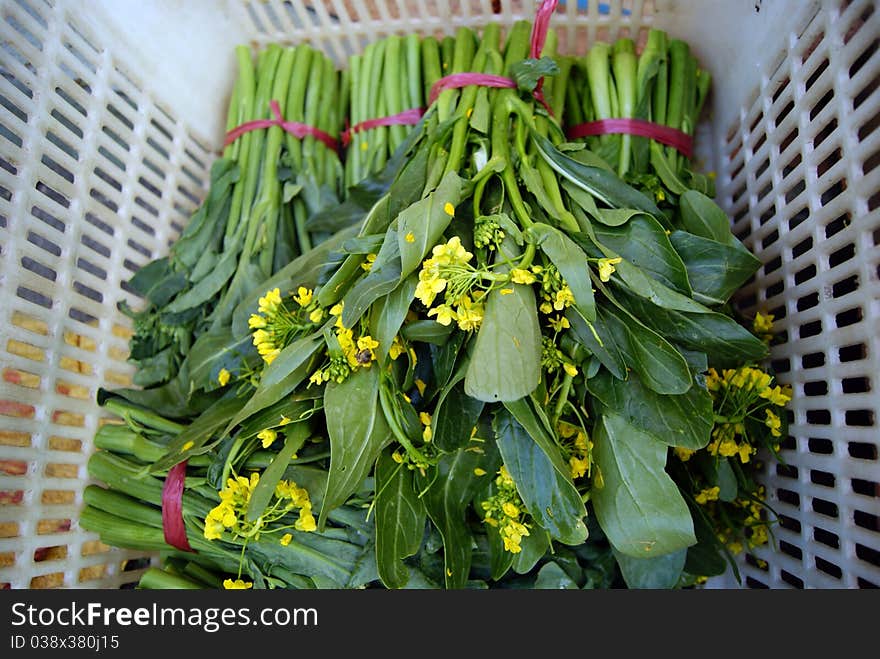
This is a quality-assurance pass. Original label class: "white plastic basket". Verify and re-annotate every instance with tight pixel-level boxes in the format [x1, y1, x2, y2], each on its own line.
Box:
[0, 0, 877, 589]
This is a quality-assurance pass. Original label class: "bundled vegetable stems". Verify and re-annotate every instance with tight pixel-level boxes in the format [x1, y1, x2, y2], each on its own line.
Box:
[86, 21, 792, 591]
[121, 43, 344, 393]
[565, 29, 713, 199]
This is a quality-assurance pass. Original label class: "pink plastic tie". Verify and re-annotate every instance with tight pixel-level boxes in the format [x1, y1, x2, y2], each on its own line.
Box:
[341, 107, 426, 147]
[566, 118, 694, 158]
[162, 460, 193, 552]
[529, 0, 559, 113]
[223, 99, 339, 151]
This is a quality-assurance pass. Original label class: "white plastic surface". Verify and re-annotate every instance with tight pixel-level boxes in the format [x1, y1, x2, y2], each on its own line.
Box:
[0, 0, 877, 589]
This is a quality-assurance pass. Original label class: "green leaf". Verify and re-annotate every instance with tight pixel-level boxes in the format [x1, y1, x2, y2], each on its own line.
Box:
[374, 448, 426, 589]
[418, 441, 501, 589]
[614, 287, 769, 367]
[534, 561, 579, 589]
[340, 226, 403, 328]
[126, 258, 187, 307]
[502, 398, 570, 478]
[525, 223, 596, 322]
[246, 423, 310, 522]
[532, 132, 661, 218]
[163, 246, 238, 314]
[400, 319, 455, 345]
[320, 366, 391, 528]
[494, 407, 588, 546]
[511, 56, 559, 93]
[588, 214, 692, 295]
[464, 283, 541, 402]
[603, 304, 693, 395]
[511, 527, 551, 575]
[650, 141, 689, 195]
[433, 378, 485, 452]
[397, 170, 464, 278]
[186, 326, 254, 393]
[716, 458, 738, 502]
[684, 501, 732, 578]
[679, 189, 734, 244]
[614, 547, 687, 589]
[566, 307, 627, 381]
[370, 273, 418, 364]
[611, 259, 709, 314]
[592, 413, 696, 558]
[149, 394, 247, 473]
[222, 328, 325, 436]
[669, 230, 761, 305]
[587, 369, 712, 450]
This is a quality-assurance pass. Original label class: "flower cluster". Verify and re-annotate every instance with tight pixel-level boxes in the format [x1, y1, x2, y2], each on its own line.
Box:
[711, 486, 771, 554]
[533, 264, 575, 316]
[704, 365, 792, 463]
[415, 236, 488, 332]
[558, 421, 593, 480]
[309, 302, 388, 386]
[249, 287, 324, 365]
[203, 471, 316, 544]
[473, 214, 506, 250]
[481, 466, 531, 554]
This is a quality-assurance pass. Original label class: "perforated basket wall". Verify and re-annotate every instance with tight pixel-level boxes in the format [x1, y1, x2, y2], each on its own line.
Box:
[0, 0, 877, 589]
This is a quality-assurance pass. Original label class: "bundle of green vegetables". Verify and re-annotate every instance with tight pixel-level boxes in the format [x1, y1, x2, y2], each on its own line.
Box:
[120, 42, 344, 393]
[83, 14, 792, 590]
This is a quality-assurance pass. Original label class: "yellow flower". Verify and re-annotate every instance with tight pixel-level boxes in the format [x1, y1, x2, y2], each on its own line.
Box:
[293, 287, 313, 307]
[474, 468, 487, 476]
[223, 579, 253, 590]
[760, 385, 792, 407]
[695, 486, 720, 505]
[431, 236, 471, 264]
[361, 253, 377, 272]
[539, 301, 553, 315]
[258, 428, 278, 449]
[547, 315, 570, 332]
[330, 302, 344, 317]
[569, 455, 589, 479]
[248, 314, 266, 329]
[309, 370, 326, 386]
[388, 336, 406, 360]
[510, 268, 536, 285]
[295, 506, 317, 532]
[263, 348, 280, 365]
[309, 308, 324, 323]
[280, 533, 293, 547]
[357, 335, 379, 351]
[502, 502, 519, 518]
[765, 409, 782, 437]
[454, 295, 484, 332]
[258, 288, 282, 315]
[562, 362, 578, 377]
[597, 257, 622, 282]
[753, 312, 774, 335]
[443, 202, 455, 216]
[738, 443, 754, 463]
[553, 286, 574, 311]
[217, 368, 231, 387]
[500, 288, 514, 295]
[718, 438, 739, 457]
[182, 440, 194, 452]
[428, 303, 457, 326]
[674, 447, 695, 462]
[415, 276, 447, 308]
[392, 451, 404, 464]
[405, 232, 416, 243]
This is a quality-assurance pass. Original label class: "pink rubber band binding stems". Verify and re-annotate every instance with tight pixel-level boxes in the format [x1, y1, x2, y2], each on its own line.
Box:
[224, 99, 339, 152]
[565, 118, 694, 158]
[341, 107, 426, 147]
[162, 460, 193, 552]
